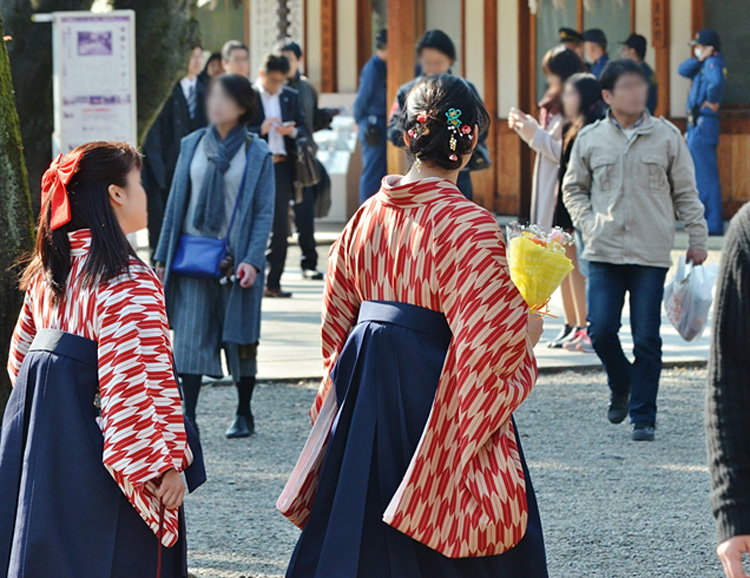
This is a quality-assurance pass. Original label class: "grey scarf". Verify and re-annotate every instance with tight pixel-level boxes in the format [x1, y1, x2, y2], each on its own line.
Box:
[192, 124, 246, 235]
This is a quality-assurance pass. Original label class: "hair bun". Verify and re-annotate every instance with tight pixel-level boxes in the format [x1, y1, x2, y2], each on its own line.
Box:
[398, 74, 490, 172]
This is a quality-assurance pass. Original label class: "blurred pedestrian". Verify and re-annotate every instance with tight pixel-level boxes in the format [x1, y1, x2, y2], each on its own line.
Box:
[282, 74, 547, 577]
[559, 27, 584, 59]
[353, 29, 388, 204]
[582, 29, 609, 79]
[509, 46, 586, 230]
[553, 72, 604, 353]
[275, 38, 336, 281]
[1, 142, 204, 576]
[563, 60, 708, 441]
[154, 74, 275, 439]
[222, 39, 250, 77]
[707, 202, 750, 578]
[621, 33, 658, 115]
[248, 53, 307, 298]
[200, 51, 224, 83]
[387, 29, 490, 200]
[679, 29, 727, 236]
[142, 43, 208, 254]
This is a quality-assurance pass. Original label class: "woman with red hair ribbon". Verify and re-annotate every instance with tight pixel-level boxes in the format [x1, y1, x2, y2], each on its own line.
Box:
[0, 143, 205, 578]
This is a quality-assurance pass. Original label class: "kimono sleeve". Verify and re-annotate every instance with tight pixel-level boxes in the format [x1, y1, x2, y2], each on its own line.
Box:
[435, 206, 538, 503]
[7, 289, 36, 386]
[310, 227, 360, 423]
[96, 267, 188, 486]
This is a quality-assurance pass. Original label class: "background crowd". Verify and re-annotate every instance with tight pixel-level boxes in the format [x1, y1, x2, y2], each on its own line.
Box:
[3, 11, 747, 577]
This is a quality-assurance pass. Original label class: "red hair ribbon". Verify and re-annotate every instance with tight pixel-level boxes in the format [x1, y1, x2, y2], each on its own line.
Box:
[41, 150, 84, 230]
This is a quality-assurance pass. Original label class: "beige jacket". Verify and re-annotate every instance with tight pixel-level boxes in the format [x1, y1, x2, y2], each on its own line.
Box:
[525, 113, 563, 230]
[562, 112, 708, 268]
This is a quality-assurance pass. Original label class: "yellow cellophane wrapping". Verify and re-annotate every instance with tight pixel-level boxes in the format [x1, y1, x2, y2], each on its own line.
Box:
[507, 236, 574, 311]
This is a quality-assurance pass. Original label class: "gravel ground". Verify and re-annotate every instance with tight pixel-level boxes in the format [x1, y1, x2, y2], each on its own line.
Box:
[184, 367, 724, 578]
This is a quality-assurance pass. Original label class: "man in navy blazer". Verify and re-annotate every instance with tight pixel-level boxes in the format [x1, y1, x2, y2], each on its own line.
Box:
[142, 44, 208, 253]
[249, 53, 307, 298]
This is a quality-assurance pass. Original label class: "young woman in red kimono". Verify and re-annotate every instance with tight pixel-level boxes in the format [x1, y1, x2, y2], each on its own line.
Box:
[0, 142, 205, 577]
[279, 75, 548, 576]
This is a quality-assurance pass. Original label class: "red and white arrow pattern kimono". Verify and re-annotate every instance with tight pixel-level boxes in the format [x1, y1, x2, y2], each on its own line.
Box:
[7, 229, 191, 547]
[279, 176, 538, 558]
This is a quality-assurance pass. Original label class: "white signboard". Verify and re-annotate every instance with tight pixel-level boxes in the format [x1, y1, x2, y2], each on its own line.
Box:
[51, 10, 137, 155]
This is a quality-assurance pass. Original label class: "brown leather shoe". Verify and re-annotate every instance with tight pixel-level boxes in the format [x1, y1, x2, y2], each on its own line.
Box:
[264, 287, 293, 298]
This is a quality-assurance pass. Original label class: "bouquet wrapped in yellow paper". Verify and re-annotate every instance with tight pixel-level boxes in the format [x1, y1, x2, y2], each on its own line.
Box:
[505, 222, 575, 313]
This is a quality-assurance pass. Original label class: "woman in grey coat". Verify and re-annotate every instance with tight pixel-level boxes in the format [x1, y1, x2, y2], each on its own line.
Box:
[154, 74, 275, 439]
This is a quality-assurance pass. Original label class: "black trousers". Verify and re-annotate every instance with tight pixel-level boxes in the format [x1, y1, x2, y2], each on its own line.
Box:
[294, 186, 318, 271]
[267, 160, 295, 289]
[146, 185, 168, 253]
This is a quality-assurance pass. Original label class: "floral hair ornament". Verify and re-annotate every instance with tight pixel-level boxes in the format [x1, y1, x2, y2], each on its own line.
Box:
[416, 111, 429, 124]
[445, 108, 471, 154]
[41, 150, 85, 230]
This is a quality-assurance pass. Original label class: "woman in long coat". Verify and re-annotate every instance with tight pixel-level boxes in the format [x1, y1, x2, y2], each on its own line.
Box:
[279, 75, 548, 577]
[509, 45, 586, 231]
[154, 74, 275, 438]
[509, 46, 587, 348]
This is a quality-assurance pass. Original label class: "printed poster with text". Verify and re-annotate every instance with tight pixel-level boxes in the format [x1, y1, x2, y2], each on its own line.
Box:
[53, 11, 136, 153]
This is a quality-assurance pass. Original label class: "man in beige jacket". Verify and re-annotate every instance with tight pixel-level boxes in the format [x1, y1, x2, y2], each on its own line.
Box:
[563, 59, 708, 442]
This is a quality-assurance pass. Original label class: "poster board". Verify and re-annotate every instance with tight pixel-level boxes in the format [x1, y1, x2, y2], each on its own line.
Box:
[51, 10, 137, 155]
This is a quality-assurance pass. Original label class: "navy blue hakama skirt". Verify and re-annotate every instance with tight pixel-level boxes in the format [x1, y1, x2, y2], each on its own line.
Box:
[286, 301, 548, 578]
[0, 329, 192, 578]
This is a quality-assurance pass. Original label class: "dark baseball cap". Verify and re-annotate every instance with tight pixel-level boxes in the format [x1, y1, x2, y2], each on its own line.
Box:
[689, 29, 720, 48]
[559, 27, 583, 44]
[621, 33, 647, 56]
[582, 29, 607, 48]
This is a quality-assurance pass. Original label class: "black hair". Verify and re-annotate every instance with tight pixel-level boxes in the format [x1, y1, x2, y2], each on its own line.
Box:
[274, 38, 302, 59]
[376, 29, 388, 50]
[211, 74, 257, 125]
[542, 45, 588, 83]
[416, 30, 456, 62]
[21, 142, 142, 301]
[629, 43, 646, 61]
[261, 52, 291, 75]
[203, 52, 222, 74]
[398, 74, 490, 172]
[600, 59, 647, 92]
[563, 72, 605, 148]
[221, 40, 249, 62]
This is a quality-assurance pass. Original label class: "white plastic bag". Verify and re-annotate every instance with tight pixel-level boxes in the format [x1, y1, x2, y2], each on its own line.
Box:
[663, 256, 719, 342]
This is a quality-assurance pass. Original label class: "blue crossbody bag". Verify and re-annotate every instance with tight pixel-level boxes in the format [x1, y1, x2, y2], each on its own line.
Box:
[171, 138, 253, 279]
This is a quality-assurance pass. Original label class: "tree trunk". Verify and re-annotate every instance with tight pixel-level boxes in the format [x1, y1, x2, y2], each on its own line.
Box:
[1, 0, 198, 209]
[1, 0, 95, 214]
[0, 16, 34, 416]
[112, 0, 199, 143]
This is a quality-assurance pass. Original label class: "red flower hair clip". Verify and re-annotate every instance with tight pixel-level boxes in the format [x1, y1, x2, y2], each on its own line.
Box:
[461, 125, 472, 135]
[416, 111, 429, 124]
[41, 150, 84, 230]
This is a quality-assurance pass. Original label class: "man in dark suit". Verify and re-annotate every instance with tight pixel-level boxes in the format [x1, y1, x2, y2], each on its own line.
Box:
[248, 53, 306, 298]
[142, 44, 208, 253]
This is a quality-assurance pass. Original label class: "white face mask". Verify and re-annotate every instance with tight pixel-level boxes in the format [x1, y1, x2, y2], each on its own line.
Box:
[694, 47, 703, 59]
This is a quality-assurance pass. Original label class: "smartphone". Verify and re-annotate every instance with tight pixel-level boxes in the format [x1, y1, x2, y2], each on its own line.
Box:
[281, 121, 295, 127]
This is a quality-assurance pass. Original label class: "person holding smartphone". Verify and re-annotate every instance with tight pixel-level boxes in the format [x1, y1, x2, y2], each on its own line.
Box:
[249, 53, 307, 298]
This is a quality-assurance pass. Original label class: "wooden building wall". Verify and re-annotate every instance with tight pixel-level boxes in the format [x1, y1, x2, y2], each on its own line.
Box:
[302, 0, 750, 219]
